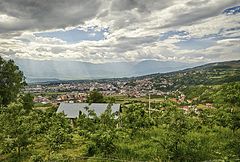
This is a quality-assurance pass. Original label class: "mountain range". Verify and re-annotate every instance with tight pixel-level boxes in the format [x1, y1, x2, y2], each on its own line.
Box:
[14, 59, 203, 83]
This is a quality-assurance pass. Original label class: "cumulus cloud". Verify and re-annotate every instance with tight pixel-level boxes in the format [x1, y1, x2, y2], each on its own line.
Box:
[0, 0, 239, 63]
[0, 0, 103, 33]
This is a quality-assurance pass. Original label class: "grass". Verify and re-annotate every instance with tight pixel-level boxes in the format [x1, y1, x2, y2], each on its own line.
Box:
[196, 104, 209, 110]
[0, 134, 89, 162]
[34, 103, 54, 111]
[34, 103, 52, 107]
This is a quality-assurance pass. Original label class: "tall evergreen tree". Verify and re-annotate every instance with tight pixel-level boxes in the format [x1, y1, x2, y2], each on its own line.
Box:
[0, 57, 25, 106]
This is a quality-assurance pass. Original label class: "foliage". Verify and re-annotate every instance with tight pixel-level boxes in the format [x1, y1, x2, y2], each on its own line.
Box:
[76, 104, 119, 157]
[220, 82, 240, 107]
[86, 90, 104, 103]
[0, 57, 26, 106]
[0, 103, 35, 157]
[45, 112, 73, 152]
[19, 93, 34, 113]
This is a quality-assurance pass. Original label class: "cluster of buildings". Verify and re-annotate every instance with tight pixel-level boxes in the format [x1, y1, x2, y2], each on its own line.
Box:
[33, 95, 50, 104]
[27, 77, 214, 113]
[33, 92, 87, 105]
[56, 93, 87, 103]
[26, 77, 174, 104]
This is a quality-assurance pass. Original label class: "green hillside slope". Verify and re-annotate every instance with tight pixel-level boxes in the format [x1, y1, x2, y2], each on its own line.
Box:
[151, 60, 240, 91]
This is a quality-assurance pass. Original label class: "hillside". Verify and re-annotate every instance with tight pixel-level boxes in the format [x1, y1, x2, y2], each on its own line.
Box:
[25, 59, 240, 88]
[150, 60, 240, 91]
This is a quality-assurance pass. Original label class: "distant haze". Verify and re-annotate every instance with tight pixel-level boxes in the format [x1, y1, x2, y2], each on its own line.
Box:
[15, 59, 203, 83]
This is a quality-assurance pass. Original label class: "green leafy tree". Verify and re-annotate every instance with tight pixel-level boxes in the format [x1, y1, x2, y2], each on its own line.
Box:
[20, 93, 34, 113]
[77, 107, 99, 136]
[77, 104, 119, 157]
[44, 112, 73, 153]
[212, 83, 240, 131]
[0, 103, 35, 157]
[87, 90, 104, 103]
[122, 104, 154, 137]
[221, 83, 240, 107]
[0, 57, 26, 106]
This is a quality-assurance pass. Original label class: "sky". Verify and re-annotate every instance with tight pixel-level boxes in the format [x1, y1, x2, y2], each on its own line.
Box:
[0, 0, 240, 64]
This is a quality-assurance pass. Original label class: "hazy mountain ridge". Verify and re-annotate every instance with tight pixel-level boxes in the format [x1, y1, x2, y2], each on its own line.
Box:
[15, 59, 202, 83]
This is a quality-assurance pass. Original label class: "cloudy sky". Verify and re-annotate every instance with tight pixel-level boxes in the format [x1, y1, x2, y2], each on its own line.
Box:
[0, 0, 240, 63]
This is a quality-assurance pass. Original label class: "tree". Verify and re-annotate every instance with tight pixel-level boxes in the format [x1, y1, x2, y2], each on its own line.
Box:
[0, 57, 25, 106]
[44, 112, 73, 153]
[86, 90, 104, 103]
[85, 105, 118, 157]
[122, 104, 154, 137]
[221, 83, 240, 107]
[20, 93, 34, 113]
[0, 103, 35, 157]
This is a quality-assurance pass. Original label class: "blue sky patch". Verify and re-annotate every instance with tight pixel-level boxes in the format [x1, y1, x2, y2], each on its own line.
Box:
[35, 27, 108, 43]
[176, 37, 217, 50]
[159, 30, 189, 41]
[223, 6, 240, 15]
[159, 30, 216, 50]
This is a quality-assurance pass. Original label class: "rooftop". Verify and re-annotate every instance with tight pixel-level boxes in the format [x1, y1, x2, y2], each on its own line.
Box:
[57, 103, 120, 118]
